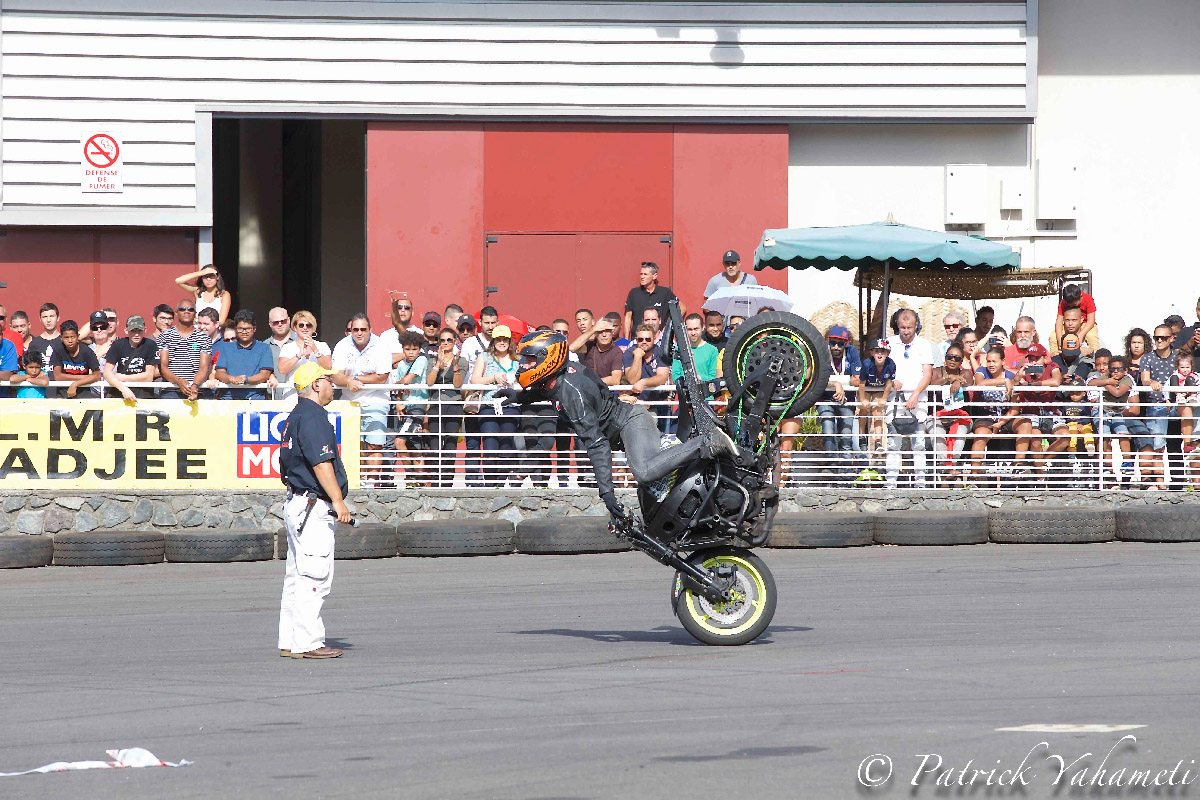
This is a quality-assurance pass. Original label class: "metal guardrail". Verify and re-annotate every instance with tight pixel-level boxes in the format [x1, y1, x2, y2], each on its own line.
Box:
[9, 380, 1200, 491]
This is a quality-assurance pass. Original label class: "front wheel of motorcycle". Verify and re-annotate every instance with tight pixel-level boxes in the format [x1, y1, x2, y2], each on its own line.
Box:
[673, 546, 777, 646]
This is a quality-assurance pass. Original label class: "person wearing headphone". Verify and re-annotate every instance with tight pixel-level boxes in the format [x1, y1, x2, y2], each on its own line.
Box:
[886, 309, 935, 489]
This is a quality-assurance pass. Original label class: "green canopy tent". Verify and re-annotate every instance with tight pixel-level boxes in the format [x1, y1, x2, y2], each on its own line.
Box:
[752, 220, 1049, 346]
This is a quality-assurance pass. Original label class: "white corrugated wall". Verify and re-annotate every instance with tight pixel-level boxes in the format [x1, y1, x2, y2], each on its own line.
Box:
[0, 0, 1032, 222]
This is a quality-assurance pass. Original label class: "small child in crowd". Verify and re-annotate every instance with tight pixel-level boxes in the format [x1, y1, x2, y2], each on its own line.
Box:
[10, 350, 49, 398]
[1061, 377, 1097, 455]
[1171, 352, 1198, 454]
[857, 338, 896, 456]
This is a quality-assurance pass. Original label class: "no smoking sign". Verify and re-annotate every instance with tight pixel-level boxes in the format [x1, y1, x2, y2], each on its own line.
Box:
[80, 132, 123, 193]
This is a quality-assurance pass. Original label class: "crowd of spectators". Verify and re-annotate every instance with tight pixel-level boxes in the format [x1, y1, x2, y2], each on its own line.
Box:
[2, 258, 1197, 490]
[0, 253, 760, 488]
[812, 289, 1200, 490]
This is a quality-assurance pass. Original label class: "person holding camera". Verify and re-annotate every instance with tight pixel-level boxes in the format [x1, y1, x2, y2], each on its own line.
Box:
[1012, 343, 1066, 482]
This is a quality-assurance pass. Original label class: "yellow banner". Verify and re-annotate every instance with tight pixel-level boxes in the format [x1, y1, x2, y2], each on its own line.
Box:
[0, 400, 360, 490]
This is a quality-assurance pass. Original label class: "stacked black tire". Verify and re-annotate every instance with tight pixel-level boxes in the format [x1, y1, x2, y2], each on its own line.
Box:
[6, 502, 1200, 570]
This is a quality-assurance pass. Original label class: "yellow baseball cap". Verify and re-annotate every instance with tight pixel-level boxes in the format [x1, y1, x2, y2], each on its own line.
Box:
[294, 362, 336, 390]
[491, 324, 513, 340]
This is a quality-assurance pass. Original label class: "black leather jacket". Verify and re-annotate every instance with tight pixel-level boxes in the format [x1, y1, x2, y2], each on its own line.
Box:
[519, 363, 637, 506]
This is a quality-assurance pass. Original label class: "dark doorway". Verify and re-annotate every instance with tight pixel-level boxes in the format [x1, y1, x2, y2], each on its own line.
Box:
[211, 118, 365, 334]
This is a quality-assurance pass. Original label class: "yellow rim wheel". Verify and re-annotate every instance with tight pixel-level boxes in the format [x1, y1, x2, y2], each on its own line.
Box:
[682, 555, 767, 637]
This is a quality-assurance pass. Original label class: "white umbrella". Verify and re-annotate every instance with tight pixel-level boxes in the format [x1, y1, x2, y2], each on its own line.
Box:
[702, 284, 794, 318]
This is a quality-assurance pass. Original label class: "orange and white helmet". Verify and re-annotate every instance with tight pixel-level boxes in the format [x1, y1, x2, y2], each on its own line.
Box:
[516, 331, 569, 389]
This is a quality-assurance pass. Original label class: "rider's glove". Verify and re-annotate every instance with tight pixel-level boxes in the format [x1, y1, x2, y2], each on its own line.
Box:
[494, 387, 522, 405]
[601, 492, 628, 526]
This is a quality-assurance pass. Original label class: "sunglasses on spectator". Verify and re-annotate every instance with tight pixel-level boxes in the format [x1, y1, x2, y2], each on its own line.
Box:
[902, 343, 912, 358]
[827, 339, 846, 346]
[944, 323, 961, 330]
[396, 304, 412, 310]
[93, 322, 109, 330]
[0, 315, 6, 320]
[350, 326, 370, 333]
[945, 354, 964, 361]
[295, 322, 314, 330]
[178, 306, 196, 312]
[269, 319, 290, 326]
[1153, 335, 1171, 341]
[636, 336, 653, 343]
[438, 337, 455, 344]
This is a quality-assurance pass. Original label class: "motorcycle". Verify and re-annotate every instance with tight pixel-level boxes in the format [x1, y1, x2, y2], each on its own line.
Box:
[613, 299, 831, 645]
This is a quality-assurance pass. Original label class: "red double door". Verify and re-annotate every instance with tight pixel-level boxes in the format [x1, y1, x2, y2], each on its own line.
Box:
[365, 121, 788, 328]
[484, 233, 671, 327]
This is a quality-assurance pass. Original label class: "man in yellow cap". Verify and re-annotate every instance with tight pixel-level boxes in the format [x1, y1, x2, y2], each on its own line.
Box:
[277, 362, 351, 660]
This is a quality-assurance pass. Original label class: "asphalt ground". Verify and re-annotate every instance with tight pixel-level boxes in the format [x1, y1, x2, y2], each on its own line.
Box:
[2, 543, 1199, 799]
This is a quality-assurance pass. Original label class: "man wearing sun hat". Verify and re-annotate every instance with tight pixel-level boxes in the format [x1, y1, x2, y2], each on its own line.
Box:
[278, 361, 351, 660]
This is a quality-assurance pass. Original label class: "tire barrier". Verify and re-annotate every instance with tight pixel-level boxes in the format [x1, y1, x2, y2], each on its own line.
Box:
[873, 510, 989, 546]
[0, 535, 54, 569]
[766, 513, 875, 548]
[515, 517, 631, 554]
[988, 507, 1115, 544]
[165, 530, 274, 563]
[276, 523, 399, 560]
[1116, 506, 1200, 542]
[3, 504, 1192, 571]
[395, 520, 514, 556]
[53, 531, 166, 566]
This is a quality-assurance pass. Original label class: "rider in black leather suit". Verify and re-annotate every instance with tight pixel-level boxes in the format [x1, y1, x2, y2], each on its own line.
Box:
[509, 331, 735, 523]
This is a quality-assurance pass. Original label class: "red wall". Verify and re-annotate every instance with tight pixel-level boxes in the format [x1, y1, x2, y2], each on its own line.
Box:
[366, 122, 788, 325]
[672, 125, 789, 307]
[0, 229, 197, 330]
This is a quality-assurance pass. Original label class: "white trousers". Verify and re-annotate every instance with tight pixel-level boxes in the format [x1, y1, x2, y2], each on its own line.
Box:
[885, 405, 930, 489]
[279, 493, 336, 654]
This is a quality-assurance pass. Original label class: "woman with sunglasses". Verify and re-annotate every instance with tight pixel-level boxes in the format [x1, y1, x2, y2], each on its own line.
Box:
[470, 324, 520, 487]
[933, 344, 975, 485]
[426, 327, 467, 487]
[954, 328, 983, 373]
[276, 311, 332, 401]
[175, 264, 232, 327]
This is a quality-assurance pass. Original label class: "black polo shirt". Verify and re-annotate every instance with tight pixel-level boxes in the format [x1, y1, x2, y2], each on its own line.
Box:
[279, 397, 348, 500]
[625, 284, 678, 329]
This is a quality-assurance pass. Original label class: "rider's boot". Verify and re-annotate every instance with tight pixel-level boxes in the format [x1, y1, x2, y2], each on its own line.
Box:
[704, 425, 738, 460]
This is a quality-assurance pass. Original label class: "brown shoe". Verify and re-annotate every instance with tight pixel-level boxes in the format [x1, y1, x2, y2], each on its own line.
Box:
[288, 646, 343, 659]
[279, 649, 291, 657]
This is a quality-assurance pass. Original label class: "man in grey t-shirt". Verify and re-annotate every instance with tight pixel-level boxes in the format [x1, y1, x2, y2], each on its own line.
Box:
[703, 249, 758, 300]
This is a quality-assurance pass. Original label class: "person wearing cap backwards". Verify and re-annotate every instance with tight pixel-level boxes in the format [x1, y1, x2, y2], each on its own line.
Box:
[703, 249, 758, 301]
[278, 362, 351, 660]
[103, 314, 160, 401]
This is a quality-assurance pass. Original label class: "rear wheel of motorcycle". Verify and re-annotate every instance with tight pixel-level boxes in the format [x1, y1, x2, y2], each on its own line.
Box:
[673, 546, 776, 646]
[721, 311, 832, 420]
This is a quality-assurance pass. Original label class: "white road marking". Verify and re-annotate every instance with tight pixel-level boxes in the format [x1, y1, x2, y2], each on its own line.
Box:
[995, 724, 1147, 733]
